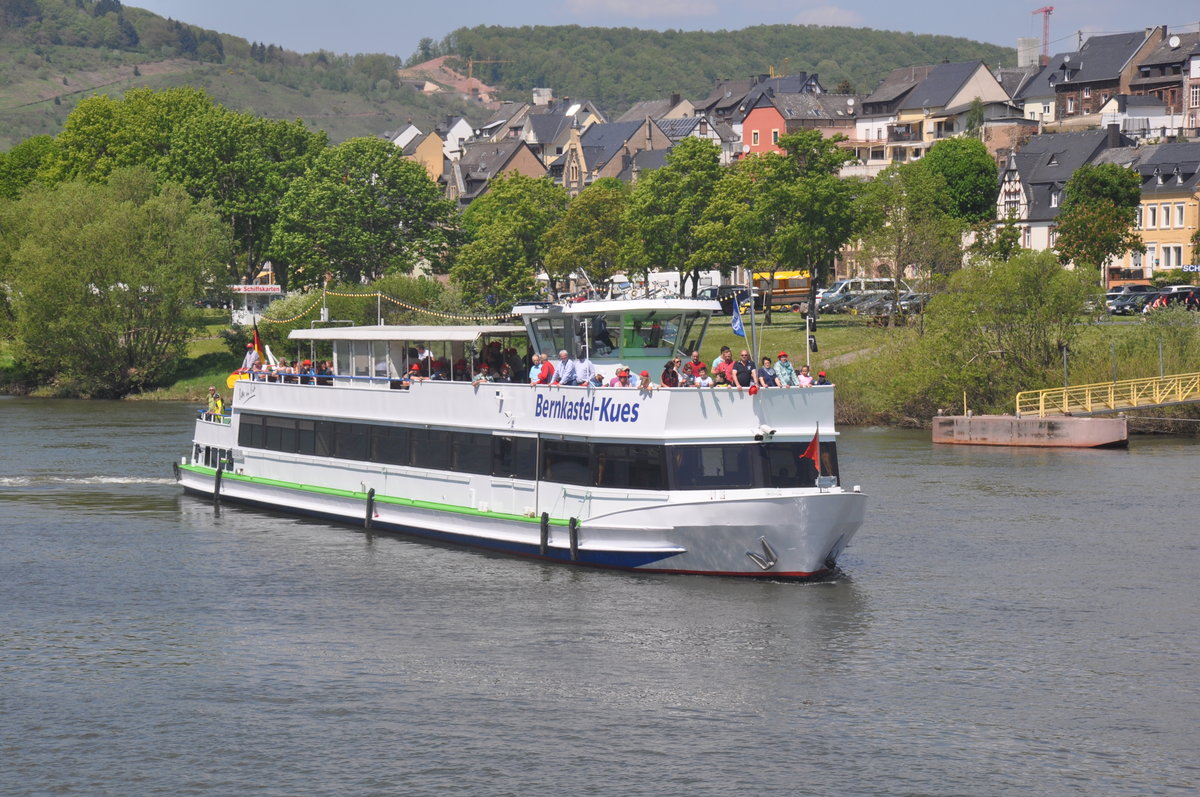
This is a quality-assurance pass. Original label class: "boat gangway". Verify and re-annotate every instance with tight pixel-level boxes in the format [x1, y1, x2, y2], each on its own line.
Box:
[1015, 371, 1200, 418]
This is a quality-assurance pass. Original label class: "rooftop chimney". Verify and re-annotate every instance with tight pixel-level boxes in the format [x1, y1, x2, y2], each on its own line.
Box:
[1106, 123, 1121, 149]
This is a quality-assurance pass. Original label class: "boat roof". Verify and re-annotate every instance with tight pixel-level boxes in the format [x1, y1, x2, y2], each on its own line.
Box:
[289, 325, 525, 343]
[515, 298, 721, 315]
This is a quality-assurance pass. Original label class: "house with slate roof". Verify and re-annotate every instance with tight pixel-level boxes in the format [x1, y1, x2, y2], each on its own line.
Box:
[855, 60, 1009, 169]
[399, 130, 446, 182]
[1052, 28, 1164, 120]
[434, 115, 475, 161]
[1092, 141, 1200, 281]
[553, 119, 672, 196]
[741, 92, 862, 157]
[1128, 31, 1200, 115]
[447, 139, 546, 206]
[616, 94, 694, 123]
[996, 127, 1130, 255]
[654, 115, 738, 164]
[1014, 52, 1077, 125]
[519, 98, 607, 166]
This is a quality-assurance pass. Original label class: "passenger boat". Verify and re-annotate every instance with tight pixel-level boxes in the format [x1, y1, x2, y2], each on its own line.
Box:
[175, 298, 866, 578]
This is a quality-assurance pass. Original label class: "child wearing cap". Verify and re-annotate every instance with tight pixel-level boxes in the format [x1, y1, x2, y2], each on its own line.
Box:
[814, 370, 831, 385]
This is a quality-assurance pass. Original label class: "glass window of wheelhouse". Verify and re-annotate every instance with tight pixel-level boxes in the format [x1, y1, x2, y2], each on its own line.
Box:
[351, 341, 371, 378]
[333, 341, 351, 376]
[528, 317, 571, 358]
[578, 314, 616, 356]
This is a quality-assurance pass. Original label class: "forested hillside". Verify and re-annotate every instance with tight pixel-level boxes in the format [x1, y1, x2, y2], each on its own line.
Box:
[0, 0, 485, 148]
[1, 1, 1016, 151]
[437, 24, 1016, 112]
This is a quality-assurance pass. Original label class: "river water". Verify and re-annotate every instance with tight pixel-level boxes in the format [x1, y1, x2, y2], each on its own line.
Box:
[1, 395, 1197, 795]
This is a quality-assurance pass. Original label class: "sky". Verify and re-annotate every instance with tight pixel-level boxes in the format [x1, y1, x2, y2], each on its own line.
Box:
[128, 1, 1199, 63]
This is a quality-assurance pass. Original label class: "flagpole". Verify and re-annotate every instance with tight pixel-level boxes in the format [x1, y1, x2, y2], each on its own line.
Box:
[749, 289, 759, 363]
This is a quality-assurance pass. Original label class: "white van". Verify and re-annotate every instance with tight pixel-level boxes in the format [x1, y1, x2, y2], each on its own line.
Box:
[818, 277, 908, 309]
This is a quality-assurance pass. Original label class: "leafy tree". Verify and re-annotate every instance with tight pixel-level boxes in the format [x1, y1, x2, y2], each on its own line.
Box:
[40, 87, 217, 183]
[700, 130, 857, 323]
[922, 137, 998, 224]
[1, 168, 231, 397]
[915, 250, 1094, 411]
[968, 215, 1023, 263]
[622, 138, 724, 297]
[0, 135, 55, 199]
[964, 97, 986, 137]
[271, 137, 456, 288]
[162, 107, 326, 284]
[857, 161, 965, 322]
[1054, 163, 1144, 279]
[454, 173, 568, 300]
[542, 177, 627, 292]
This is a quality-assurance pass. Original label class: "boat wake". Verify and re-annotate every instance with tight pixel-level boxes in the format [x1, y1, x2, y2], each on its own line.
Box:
[0, 476, 176, 487]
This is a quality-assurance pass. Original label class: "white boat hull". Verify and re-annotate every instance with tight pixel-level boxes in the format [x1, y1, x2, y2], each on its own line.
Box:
[177, 464, 864, 578]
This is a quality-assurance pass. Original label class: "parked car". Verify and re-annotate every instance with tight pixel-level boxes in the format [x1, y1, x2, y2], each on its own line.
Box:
[696, 284, 762, 315]
[1110, 292, 1155, 315]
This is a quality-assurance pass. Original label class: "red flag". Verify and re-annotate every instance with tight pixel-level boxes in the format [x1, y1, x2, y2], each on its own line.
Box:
[801, 427, 821, 478]
[252, 321, 264, 360]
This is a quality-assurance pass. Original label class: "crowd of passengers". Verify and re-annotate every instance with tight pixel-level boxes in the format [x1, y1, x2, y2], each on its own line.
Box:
[494, 345, 832, 390]
[237, 339, 833, 390]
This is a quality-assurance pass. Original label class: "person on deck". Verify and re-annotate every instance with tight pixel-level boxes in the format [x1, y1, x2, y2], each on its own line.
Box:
[712, 347, 736, 386]
[775, 351, 799, 387]
[206, 386, 223, 420]
[241, 343, 261, 371]
[797, 364, 814, 387]
[732, 350, 755, 390]
[552, 350, 578, 386]
[814, 370, 832, 385]
[756, 356, 779, 388]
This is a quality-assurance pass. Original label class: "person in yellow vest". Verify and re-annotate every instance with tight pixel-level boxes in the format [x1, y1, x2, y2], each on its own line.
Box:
[206, 386, 224, 420]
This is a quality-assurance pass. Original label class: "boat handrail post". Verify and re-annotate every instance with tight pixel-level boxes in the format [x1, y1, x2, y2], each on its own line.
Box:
[569, 517, 579, 561]
[213, 461, 223, 511]
[365, 488, 375, 530]
[539, 512, 550, 555]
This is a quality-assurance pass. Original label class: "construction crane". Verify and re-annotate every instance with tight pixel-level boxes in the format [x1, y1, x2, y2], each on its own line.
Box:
[1032, 6, 1054, 65]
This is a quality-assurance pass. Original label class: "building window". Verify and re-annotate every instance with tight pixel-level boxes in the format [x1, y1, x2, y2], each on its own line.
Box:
[771, 129, 779, 144]
[1161, 203, 1172, 229]
[1146, 244, 1157, 270]
[1147, 205, 1158, 229]
[1050, 189, 1061, 208]
[1083, 87, 1091, 98]
[1167, 245, 1183, 267]
[1067, 97, 1076, 114]
[752, 130, 760, 146]
[1135, 206, 1143, 229]
[1191, 86, 1200, 108]
[1021, 226, 1031, 248]
[1049, 227, 1057, 247]
[1176, 202, 1186, 227]
[1042, 103, 1051, 116]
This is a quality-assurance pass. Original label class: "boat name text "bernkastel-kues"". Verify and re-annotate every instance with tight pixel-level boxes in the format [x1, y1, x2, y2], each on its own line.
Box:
[533, 392, 640, 423]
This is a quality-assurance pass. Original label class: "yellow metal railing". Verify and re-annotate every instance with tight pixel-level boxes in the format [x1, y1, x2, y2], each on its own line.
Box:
[1016, 372, 1200, 417]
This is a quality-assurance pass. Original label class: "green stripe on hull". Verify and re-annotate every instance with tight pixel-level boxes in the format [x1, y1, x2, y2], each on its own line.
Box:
[180, 463, 571, 525]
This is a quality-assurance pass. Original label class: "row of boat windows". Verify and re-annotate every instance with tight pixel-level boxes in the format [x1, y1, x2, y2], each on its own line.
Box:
[236, 413, 840, 491]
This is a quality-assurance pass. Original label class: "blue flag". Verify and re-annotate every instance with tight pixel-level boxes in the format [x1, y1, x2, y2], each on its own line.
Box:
[731, 300, 746, 337]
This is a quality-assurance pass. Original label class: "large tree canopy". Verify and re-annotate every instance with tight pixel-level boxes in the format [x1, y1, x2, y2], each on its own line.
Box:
[1054, 162, 1144, 275]
[271, 137, 456, 288]
[542, 177, 627, 292]
[922, 137, 999, 224]
[162, 106, 326, 284]
[1, 167, 230, 397]
[452, 173, 568, 303]
[621, 137, 724, 296]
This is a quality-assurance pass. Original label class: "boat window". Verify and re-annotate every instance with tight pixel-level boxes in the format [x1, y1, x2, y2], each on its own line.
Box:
[348, 341, 369, 377]
[492, 435, 537, 480]
[296, 419, 316, 456]
[667, 445, 756, 490]
[760, 442, 819, 487]
[265, 415, 297, 453]
[371, 426, 409, 466]
[621, 313, 681, 353]
[372, 341, 391, 377]
[674, 314, 701, 357]
[595, 443, 666, 490]
[334, 422, 370, 461]
[580, 314, 616, 356]
[528, 317, 570, 358]
[333, 341, 350, 375]
[541, 439, 591, 486]
[238, 413, 264, 448]
[452, 432, 493, 475]
[411, 429, 452, 471]
[315, 421, 335, 457]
